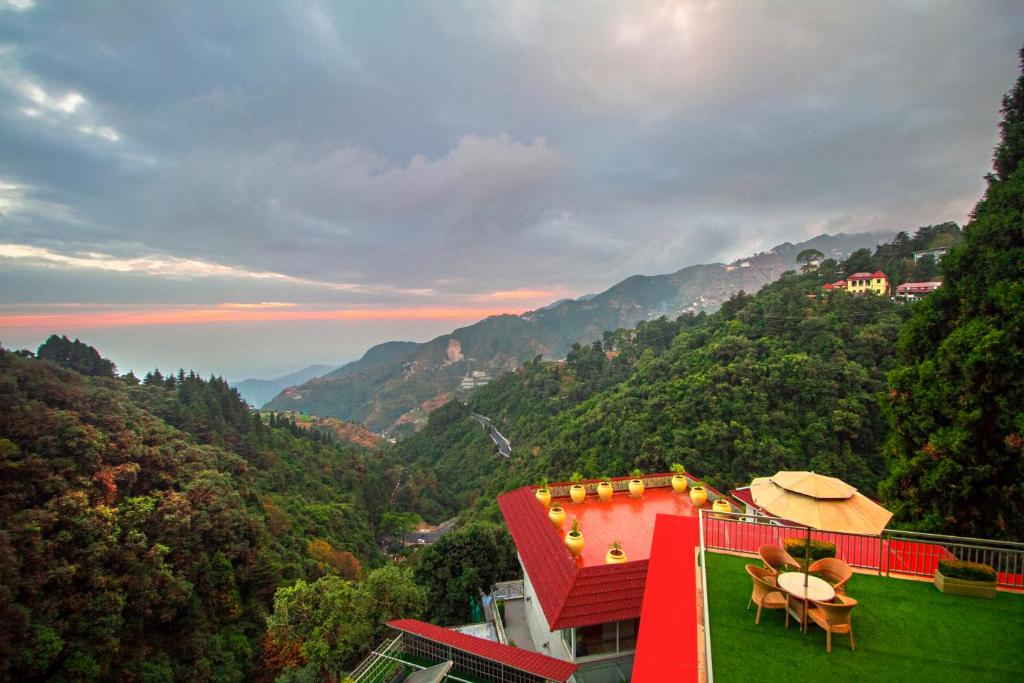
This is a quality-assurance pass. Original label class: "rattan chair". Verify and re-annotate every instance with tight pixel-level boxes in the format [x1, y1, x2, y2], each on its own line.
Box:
[809, 557, 854, 595]
[745, 564, 790, 626]
[808, 595, 857, 652]
[758, 544, 800, 574]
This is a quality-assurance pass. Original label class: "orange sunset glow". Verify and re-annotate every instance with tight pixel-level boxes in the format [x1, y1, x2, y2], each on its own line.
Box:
[0, 304, 539, 330]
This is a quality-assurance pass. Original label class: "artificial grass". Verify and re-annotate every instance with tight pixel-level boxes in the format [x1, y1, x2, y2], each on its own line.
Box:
[705, 551, 1024, 683]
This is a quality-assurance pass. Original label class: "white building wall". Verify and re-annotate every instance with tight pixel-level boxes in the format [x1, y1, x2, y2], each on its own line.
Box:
[520, 556, 573, 661]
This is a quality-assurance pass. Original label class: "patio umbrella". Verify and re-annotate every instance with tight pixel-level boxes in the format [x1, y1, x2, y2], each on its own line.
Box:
[749, 471, 893, 591]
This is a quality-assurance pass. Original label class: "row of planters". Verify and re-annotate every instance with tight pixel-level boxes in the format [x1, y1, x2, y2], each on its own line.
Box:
[534, 464, 731, 511]
[535, 466, 736, 565]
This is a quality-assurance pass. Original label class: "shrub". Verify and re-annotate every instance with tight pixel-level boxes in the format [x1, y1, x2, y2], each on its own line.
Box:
[938, 559, 997, 582]
[784, 537, 836, 561]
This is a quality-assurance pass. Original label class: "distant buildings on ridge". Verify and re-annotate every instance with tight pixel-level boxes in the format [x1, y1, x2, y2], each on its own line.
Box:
[822, 270, 942, 302]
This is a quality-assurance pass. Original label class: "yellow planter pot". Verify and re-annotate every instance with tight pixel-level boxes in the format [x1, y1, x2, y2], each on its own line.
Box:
[628, 479, 645, 498]
[548, 506, 566, 529]
[536, 488, 551, 508]
[570, 485, 586, 505]
[712, 499, 732, 517]
[689, 486, 708, 507]
[671, 475, 688, 493]
[565, 531, 585, 558]
[597, 482, 614, 502]
[605, 549, 628, 564]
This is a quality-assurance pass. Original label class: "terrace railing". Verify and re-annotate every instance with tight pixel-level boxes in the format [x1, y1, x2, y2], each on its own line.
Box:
[701, 511, 1024, 589]
[493, 579, 525, 600]
[884, 529, 1024, 588]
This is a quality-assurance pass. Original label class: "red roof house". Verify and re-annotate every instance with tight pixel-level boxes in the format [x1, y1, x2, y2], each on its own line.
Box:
[386, 619, 578, 682]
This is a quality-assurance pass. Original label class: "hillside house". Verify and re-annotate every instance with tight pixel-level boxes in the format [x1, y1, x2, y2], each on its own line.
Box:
[823, 271, 889, 296]
[894, 281, 942, 302]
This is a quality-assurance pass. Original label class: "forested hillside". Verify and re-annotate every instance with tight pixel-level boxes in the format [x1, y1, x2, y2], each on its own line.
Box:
[389, 230, 969, 523]
[0, 344, 403, 681]
[882, 50, 1024, 541]
[267, 232, 891, 433]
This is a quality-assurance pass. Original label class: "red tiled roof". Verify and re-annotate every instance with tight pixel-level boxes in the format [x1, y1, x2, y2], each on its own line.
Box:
[387, 619, 577, 682]
[847, 272, 873, 280]
[498, 481, 669, 629]
[872, 271, 887, 278]
[896, 281, 942, 294]
[499, 486, 650, 629]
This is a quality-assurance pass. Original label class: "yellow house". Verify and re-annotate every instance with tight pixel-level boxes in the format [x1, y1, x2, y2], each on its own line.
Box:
[845, 271, 889, 295]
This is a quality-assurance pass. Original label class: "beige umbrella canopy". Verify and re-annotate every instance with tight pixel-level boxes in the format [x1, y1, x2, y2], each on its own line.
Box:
[749, 471, 893, 536]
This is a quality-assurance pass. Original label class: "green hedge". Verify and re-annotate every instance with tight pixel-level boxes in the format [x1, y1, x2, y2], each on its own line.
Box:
[784, 538, 837, 561]
[938, 559, 997, 583]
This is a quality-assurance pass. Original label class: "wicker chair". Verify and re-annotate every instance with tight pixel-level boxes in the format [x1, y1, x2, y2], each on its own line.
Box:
[745, 564, 790, 626]
[809, 557, 854, 595]
[758, 544, 800, 574]
[808, 595, 857, 652]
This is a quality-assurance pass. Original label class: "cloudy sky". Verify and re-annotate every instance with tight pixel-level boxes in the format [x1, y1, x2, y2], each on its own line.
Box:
[1, 1, 1021, 379]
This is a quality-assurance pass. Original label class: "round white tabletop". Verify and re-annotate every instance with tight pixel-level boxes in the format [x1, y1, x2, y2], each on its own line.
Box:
[777, 572, 836, 603]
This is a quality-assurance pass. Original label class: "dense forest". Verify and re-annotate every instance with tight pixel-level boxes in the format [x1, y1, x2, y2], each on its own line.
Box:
[0, 341, 383, 680]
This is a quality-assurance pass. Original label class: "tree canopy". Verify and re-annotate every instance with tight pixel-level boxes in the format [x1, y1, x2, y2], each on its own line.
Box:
[882, 51, 1024, 540]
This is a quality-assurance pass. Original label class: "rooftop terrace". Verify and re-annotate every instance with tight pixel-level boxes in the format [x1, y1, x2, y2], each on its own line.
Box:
[704, 551, 1024, 682]
[549, 483, 705, 567]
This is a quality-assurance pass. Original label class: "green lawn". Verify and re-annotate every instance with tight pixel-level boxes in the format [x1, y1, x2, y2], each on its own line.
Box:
[705, 552, 1024, 683]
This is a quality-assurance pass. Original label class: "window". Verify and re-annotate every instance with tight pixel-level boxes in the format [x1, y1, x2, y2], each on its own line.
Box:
[617, 618, 641, 651]
[574, 622, 617, 657]
[571, 618, 642, 659]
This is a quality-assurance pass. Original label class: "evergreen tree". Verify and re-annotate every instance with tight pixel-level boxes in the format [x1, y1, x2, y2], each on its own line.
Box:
[37, 335, 116, 377]
[882, 50, 1024, 540]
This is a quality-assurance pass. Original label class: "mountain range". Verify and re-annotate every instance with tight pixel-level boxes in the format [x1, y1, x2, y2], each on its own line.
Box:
[233, 364, 335, 406]
[265, 231, 893, 433]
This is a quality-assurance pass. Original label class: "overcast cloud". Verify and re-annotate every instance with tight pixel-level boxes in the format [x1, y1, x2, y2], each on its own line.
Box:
[1, 1, 1022, 377]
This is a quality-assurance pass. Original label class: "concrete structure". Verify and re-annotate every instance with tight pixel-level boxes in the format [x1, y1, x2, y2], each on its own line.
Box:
[913, 247, 948, 261]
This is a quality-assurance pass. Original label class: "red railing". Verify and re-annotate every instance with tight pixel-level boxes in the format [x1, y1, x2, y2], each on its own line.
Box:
[701, 511, 1024, 589]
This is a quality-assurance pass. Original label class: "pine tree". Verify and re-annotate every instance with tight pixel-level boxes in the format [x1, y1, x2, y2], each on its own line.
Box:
[882, 50, 1024, 540]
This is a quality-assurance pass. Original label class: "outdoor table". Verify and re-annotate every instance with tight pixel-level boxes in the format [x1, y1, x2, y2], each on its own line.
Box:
[777, 572, 836, 633]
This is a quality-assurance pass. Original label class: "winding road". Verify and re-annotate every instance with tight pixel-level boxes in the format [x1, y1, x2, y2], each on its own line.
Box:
[470, 413, 512, 458]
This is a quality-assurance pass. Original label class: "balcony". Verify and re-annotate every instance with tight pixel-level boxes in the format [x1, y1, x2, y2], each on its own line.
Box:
[699, 515, 1024, 682]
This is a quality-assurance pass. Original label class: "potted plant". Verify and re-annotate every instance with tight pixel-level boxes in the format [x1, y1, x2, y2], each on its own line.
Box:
[783, 537, 836, 570]
[712, 498, 732, 517]
[536, 477, 551, 508]
[597, 474, 614, 502]
[628, 469, 645, 498]
[548, 504, 566, 529]
[565, 518, 584, 557]
[605, 540, 627, 564]
[570, 471, 586, 504]
[689, 482, 708, 507]
[670, 462, 688, 493]
[934, 559, 997, 598]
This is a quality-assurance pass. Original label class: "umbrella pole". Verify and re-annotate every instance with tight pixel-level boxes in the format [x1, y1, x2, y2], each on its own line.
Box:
[803, 525, 811, 633]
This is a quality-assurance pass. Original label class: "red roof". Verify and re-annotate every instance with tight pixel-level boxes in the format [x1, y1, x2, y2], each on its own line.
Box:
[896, 281, 942, 294]
[498, 484, 653, 629]
[632, 514, 701, 683]
[848, 271, 887, 281]
[387, 619, 577, 682]
[498, 477, 724, 629]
